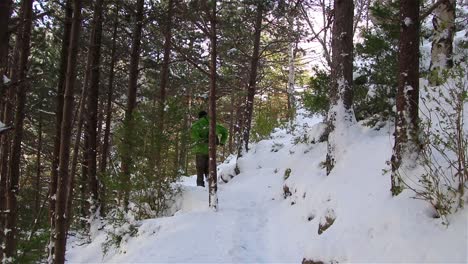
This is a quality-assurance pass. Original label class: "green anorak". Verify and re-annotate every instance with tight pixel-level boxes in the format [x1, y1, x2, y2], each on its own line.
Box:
[191, 116, 228, 154]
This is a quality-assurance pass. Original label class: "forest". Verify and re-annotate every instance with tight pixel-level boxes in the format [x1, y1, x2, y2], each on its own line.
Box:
[0, 0, 466, 263]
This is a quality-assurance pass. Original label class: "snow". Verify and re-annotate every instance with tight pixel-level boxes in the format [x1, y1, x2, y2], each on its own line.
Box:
[2, 75, 10, 84]
[0, 121, 8, 133]
[66, 106, 467, 263]
[404, 17, 413, 27]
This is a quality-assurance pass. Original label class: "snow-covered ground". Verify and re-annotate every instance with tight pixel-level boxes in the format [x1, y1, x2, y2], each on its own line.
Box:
[67, 108, 467, 263]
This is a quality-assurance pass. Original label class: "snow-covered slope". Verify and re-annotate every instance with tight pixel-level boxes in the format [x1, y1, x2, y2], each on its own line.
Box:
[66, 108, 467, 263]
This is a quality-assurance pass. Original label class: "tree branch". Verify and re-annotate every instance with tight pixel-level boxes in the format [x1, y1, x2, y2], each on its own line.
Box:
[421, 0, 447, 21]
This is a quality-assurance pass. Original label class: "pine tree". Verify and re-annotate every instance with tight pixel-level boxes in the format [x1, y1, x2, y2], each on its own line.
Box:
[390, 0, 420, 195]
[121, 0, 145, 209]
[53, 0, 83, 261]
[207, 0, 218, 210]
[325, 0, 355, 175]
[48, 1, 72, 258]
[86, 0, 105, 218]
[4, 0, 34, 261]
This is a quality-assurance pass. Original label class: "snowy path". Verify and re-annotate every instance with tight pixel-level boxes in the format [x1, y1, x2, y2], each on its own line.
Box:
[67, 166, 310, 263]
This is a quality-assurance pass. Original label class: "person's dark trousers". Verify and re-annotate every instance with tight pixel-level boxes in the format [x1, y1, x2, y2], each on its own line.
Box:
[196, 153, 209, 187]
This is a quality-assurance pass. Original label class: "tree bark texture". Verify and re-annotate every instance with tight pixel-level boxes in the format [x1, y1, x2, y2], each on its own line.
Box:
[121, 0, 144, 208]
[325, 0, 355, 175]
[391, 0, 420, 195]
[0, 0, 11, 77]
[429, 0, 455, 85]
[66, 85, 87, 230]
[0, 1, 14, 260]
[48, 1, 72, 257]
[4, 0, 34, 261]
[34, 115, 43, 217]
[53, 0, 82, 262]
[242, 2, 263, 153]
[100, 3, 120, 215]
[208, 0, 218, 210]
[155, 0, 174, 172]
[86, 0, 105, 218]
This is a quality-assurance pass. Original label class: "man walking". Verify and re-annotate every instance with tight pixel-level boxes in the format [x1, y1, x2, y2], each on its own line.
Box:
[191, 110, 228, 187]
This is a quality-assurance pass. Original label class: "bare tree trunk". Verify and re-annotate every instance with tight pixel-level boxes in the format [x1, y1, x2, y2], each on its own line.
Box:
[66, 85, 87, 230]
[287, 39, 297, 118]
[390, 0, 420, 195]
[86, 0, 105, 218]
[100, 4, 120, 215]
[34, 114, 43, 217]
[0, 0, 11, 78]
[228, 89, 235, 154]
[207, 0, 218, 210]
[242, 2, 263, 153]
[429, 0, 455, 85]
[155, 0, 174, 172]
[178, 85, 191, 175]
[48, 0, 72, 258]
[121, 0, 144, 208]
[80, 134, 89, 227]
[53, 0, 82, 262]
[0, 2, 15, 260]
[325, 0, 355, 175]
[4, 0, 34, 261]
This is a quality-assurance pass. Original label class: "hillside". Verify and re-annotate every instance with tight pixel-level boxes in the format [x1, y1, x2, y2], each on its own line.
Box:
[66, 108, 467, 263]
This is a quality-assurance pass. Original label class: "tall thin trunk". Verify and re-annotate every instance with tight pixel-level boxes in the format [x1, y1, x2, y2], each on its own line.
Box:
[0, 1, 19, 261]
[66, 86, 87, 230]
[178, 87, 191, 175]
[34, 115, 43, 217]
[179, 84, 192, 175]
[0, 0, 11, 77]
[4, 0, 33, 261]
[100, 4, 119, 215]
[80, 134, 89, 227]
[121, 0, 144, 208]
[208, 0, 218, 210]
[228, 89, 235, 154]
[287, 40, 296, 117]
[48, 0, 72, 257]
[242, 2, 263, 153]
[390, 0, 420, 195]
[324, 0, 355, 175]
[155, 0, 174, 171]
[429, 0, 455, 85]
[86, 0, 105, 218]
[53, 0, 82, 262]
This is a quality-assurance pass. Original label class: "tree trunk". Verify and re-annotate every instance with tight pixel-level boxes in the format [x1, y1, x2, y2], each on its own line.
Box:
[287, 40, 297, 118]
[34, 114, 43, 217]
[80, 134, 89, 227]
[121, 0, 144, 208]
[242, 2, 263, 153]
[0, 0, 11, 77]
[66, 84, 87, 230]
[179, 84, 191, 175]
[0, 0, 12, 262]
[228, 89, 235, 154]
[429, 0, 455, 85]
[155, 0, 174, 172]
[48, 0, 72, 258]
[86, 0, 105, 218]
[324, 0, 355, 175]
[53, 0, 82, 262]
[4, 0, 34, 261]
[207, 0, 218, 210]
[100, 3, 120, 215]
[390, 0, 420, 195]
